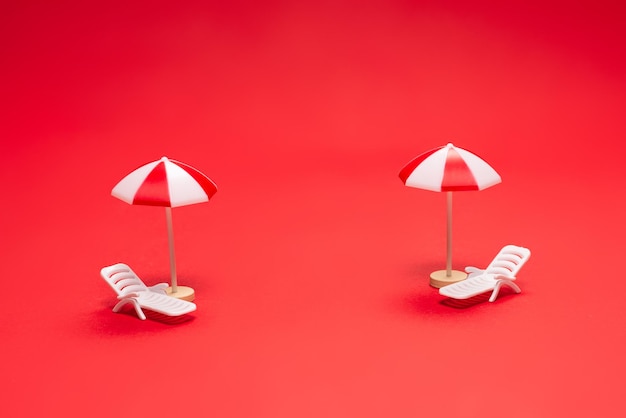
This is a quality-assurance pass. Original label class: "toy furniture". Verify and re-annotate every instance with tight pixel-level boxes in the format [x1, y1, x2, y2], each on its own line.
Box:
[439, 245, 531, 302]
[101, 263, 197, 320]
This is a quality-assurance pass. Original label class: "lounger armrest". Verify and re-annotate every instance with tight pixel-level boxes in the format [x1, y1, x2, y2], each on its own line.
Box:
[117, 293, 140, 300]
[494, 274, 516, 282]
[149, 283, 169, 294]
[465, 266, 485, 278]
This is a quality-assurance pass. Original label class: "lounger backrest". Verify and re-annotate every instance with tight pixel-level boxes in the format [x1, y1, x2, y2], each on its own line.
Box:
[101, 263, 148, 297]
[484, 245, 531, 277]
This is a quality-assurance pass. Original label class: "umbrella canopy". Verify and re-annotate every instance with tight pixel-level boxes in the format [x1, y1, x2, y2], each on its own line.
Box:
[399, 143, 501, 191]
[112, 157, 217, 207]
[111, 157, 217, 301]
[399, 143, 501, 287]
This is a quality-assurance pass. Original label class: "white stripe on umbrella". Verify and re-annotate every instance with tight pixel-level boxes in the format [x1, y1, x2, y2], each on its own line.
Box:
[111, 156, 217, 298]
[166, 163, 211, 207]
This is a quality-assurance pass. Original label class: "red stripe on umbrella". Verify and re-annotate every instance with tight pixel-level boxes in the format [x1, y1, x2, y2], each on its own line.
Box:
[398, 147, 440, 184]
[441, 147, 479, 191]
[133, 161, 170, 206]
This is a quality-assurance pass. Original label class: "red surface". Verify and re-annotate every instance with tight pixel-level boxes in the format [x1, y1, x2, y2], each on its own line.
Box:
[2, 1, 626, 417]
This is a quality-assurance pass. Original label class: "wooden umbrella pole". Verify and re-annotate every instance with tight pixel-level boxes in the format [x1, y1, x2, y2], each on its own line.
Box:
[446, 191, 453, 277]
[165, 206, 178, 293]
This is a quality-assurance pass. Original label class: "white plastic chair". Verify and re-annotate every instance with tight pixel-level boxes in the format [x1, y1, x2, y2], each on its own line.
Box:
[101, 263, 196, 320]
[439, 245, 531, 302]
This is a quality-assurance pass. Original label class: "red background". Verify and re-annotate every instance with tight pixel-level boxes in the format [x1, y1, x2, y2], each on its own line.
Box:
[2, 1, 626, 417]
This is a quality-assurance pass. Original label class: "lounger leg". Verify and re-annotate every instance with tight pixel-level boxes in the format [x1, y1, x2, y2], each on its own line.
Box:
[507, 282, 521, 294]
[489, 282, 502, 302]
[132, 301, 146, 320]
[489, 280, 521, 302]
[113, 299, 146, 320]
[113, 299, 131, 313]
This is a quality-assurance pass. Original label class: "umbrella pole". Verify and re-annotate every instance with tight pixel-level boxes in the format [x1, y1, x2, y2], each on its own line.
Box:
[165, 206, 178, 293]
[429, 191, 467, 288]
[446, 191, 453, 277]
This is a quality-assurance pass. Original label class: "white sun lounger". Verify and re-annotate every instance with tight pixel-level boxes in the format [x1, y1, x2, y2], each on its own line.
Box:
[101, 263, 196, 320]
[439, 245, 531, 302]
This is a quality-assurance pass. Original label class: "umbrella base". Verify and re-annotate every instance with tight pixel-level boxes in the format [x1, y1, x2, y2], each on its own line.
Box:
[165, 286, 195, 302]
[430, 270, 468, 288]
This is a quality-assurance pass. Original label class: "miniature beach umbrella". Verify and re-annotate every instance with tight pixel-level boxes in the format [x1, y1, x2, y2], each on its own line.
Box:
[111, 156, 217, 301]
[399, 143, 501, 288]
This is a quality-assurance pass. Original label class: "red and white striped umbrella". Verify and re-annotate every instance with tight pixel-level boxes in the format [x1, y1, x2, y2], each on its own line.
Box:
[111, 157, 217, 301]
[399, 143, 501, 287]
[399, 142, 501, 192]
[112, 157, 217, 207]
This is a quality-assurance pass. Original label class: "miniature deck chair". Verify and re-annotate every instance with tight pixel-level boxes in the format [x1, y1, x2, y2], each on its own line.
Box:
[101, 263, 196, 320]
[439, 245, 531, 302]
